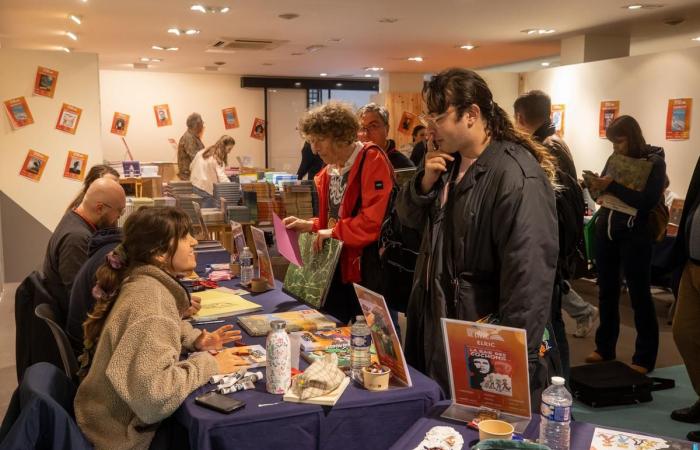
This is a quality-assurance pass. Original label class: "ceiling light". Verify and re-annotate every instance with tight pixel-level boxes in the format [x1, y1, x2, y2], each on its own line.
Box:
[364, 74, 373, 78]
[191, 4, 207, 12]
[320, 73, 327, 77]
[693, 36, 700, 41]
[278, 13, 299, 20]
[69, 14, 82, 25]
[522, 28, 557, 35]
[151, 58, 162, 62]
[166, 47, 178, 51]
[627, 4, 643, 9]
[152, 45, 164, 50]
[460, 44, 476, 50]
[330, 38, 342, 43]
[219, 7, 229, 13]
[623, 3, 664, 9]
[541, 62, 551, 67]
[306, 44, 325, 53]
[336, 83, 343, 87]
[61, 47, 72, 53]
[140, 57, 150, 62]
[214, 61, 226, 65]
[66, 31, 78, 41]
[378, 18, 398, 23]
[408, 56, 423, 62]
[185, 29, 200, 35]
[364, 66, 383, 71]
[168, 28, 181, 36]
[294, 82, 302, 87]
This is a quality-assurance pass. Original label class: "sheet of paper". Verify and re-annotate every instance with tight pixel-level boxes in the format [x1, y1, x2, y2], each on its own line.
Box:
[273, 212, 303, 267]
[193, 287, 262, 319]
[590, 427, 679, 450]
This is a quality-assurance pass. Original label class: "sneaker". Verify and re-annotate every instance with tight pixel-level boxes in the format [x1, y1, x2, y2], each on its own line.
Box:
[574, 306, 599, 338]
[584, 351, 605, 363]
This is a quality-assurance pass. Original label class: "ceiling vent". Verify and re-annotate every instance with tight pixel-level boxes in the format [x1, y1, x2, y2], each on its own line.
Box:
[207, 38, 288, 52]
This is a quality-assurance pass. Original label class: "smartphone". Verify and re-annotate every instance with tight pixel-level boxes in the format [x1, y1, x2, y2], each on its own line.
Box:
[195, 391, 246, 414]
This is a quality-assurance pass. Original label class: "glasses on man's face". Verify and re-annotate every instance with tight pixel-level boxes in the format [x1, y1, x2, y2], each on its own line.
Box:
[418, 109, 452, 128]
[358, 122, 383, 134]
[102, 202, 125, 217]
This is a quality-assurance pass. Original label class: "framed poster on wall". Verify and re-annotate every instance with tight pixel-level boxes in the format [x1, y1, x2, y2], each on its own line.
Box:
[55, 103, 83, 135]
[4, 97, 34, 129]
[666, 98, 692, 140]
[599, 101, 619, 138]
[250, 118, 266, 140]
[111, 112, 130, 136]
[222, 107, 240, 129]
[153, 104, 172, 127]
[34, 66, 59, 98]
[63, 151, 88, 181]
[20, 150, 49, 182]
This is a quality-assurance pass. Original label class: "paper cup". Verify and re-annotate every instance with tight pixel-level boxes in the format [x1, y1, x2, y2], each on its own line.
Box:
[362, 366, 391, 391]
[250, 277, 268, 292]
[229, 262, 240, 277]
[478, 420, 514, 440]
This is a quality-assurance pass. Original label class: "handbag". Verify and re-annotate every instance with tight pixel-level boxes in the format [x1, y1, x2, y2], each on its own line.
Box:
[649, 199, 669, 242]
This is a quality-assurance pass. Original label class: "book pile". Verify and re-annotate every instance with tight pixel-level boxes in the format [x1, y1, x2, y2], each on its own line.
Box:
[257, 199, 274, 224]
[213, 182, 242, 206]
[300, 180, 319, 216]
[226, 205, 252, 223]
[282, 182, 314, 219]
[176, 194, 204, 222]
[242, 191, 258, 223]
[153, 197, 177, 208]
[117, 197, 155, 227]
[201, 207, 225, 225]
[242, 182, 276, 200]
[164, 180, 194, 197]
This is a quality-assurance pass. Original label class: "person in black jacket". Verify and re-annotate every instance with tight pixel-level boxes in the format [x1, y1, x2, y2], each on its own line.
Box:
[396, 68, 558, 407]
[296, 141, 324, 180]
[358, 103, 414, 169]
[584, 115, 666, 374]
[409, 125, 428, 166]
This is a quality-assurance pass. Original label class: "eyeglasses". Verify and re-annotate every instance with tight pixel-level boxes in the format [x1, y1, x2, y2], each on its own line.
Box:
[418, 109, 452, 128]
[358, 122, 384, 134]
[102, 202, 125, 216]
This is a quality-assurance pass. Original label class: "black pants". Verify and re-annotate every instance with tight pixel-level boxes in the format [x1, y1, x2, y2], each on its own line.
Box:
[595, 226, 658, 370]
[550, 280, 570, 380]
[323, 267, 362, 325]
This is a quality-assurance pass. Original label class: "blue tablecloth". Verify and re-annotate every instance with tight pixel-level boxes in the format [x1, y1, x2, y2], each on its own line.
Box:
[175, 251, 443, 450]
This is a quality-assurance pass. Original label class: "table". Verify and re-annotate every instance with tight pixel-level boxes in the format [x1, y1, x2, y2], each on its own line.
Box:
[174, 252, 444, 450]
[118, 176, 162, 198]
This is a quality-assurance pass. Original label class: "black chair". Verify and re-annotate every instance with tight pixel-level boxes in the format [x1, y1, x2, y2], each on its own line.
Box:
[34, 304, 79, 382]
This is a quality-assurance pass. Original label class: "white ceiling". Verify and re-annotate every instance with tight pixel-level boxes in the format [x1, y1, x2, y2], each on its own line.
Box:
[1, 0, 699, 76]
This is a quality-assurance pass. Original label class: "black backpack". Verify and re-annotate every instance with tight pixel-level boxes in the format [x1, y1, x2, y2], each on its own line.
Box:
[554, 168, 585, 280]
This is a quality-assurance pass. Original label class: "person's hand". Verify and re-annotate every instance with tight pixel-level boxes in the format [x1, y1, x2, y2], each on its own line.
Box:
[194, 325, 242, 351]
[213, 350, 247, 374]
[313, 229, 332, 253]
[283, 216, 313, 233]
[587, 175, 613, 193]
[421, 138, 454, 193]
[183, 295, 202, 319]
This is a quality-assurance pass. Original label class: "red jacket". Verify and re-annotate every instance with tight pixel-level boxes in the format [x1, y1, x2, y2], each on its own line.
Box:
[312, 143, 393, 284]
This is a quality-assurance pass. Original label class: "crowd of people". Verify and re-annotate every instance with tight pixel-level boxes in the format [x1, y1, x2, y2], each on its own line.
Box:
[18, 67, 700, 447]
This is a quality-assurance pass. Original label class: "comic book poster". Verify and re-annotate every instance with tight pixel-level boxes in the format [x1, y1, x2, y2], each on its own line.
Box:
[250, 118, 266, 140]
[154, 104, 172, 127]
[397, 111, 416, 135]
[599, 101, 619, 138]
[550, 104, 565, 138]
[441, 318, 531, 419]
[110, 112, 130, 136]
[251, 226, 275, 289]
[20, 149, 49, 182]
[63, 151, 88, 181]
[4, 97, 34, 129]
[666, 98, 692, 140]
[34, 66, 59, 98]
[222, 107, 240, 129]
[55, 103, 82, 134]
[354, 284, 412, 387]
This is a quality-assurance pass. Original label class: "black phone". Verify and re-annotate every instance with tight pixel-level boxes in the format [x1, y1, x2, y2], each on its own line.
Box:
[195, 391, 246, 414]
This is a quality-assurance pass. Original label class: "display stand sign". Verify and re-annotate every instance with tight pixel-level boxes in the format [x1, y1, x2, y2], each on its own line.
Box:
[440, 318, 531, 431]
[251, 226, 275, 290]
[353, 284, 412, 387]
[230, 220, 247, 258]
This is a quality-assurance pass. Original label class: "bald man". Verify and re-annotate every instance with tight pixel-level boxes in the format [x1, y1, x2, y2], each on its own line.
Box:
[42, 178, 126, 322]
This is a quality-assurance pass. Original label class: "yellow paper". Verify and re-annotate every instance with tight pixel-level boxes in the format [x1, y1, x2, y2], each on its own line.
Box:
[193, 288, 262, 319]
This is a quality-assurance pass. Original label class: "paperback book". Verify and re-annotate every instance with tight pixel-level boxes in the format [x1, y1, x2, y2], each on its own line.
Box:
[237, 309, 336, 337]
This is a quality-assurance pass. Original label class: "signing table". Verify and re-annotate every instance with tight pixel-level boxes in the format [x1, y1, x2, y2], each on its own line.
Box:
[174, 253, 443, 450]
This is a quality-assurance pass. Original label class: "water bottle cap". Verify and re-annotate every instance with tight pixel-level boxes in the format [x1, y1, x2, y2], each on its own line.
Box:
[270, 320, 287, 330]
[551, 376, 565, 386]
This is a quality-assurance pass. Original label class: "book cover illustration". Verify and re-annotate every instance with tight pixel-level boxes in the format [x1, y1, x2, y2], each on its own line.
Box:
[551, 104, 565, 137]
[590, 427, 693, 450]
[55, 103, 82, 134]
[441, 318, 530, 419]
[666, 98, 692, 140]
[111, 112, 130, 136]
[4, 97, 34, 129]
[226, 345, 267, 369]
[250, 117, 265, 140]
[354, 284, 412, 387]
[20, 149, 49, 182]
[599, 101, 620, 138]
[251, 226, 274, 289]
[222, 107, 239, 129]
[283, 233, 343, 309]
[591, 153, 653, 216]
[34, 66, 59, 98]
[302, 344, 378, 369]
[154, 104, 172, 127]
[237, 309, 336, 337]
[229, 220, 247, 258]
[397, 111, 416, 135]
[293, 327, 351, 351]
[63, 151, 88, 181]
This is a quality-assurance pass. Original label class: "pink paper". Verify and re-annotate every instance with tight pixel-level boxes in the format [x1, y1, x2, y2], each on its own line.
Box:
[273, 213, 304, 267]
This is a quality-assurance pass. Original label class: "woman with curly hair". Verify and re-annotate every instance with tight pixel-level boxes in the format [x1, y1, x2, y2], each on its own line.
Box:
[283, 101, 393, 323]
[74, 206, 241, 450]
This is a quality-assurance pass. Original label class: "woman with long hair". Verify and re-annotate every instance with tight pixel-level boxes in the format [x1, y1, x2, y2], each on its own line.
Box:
[396, 68, 558, 406]
[74, 206, 241, 450]
[584, 115, 666, 374]
[67, 164, 120, 210]
[190, 135, 235, 207]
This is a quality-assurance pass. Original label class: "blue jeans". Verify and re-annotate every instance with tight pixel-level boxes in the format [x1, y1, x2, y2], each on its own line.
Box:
[192, 186, 218, 208]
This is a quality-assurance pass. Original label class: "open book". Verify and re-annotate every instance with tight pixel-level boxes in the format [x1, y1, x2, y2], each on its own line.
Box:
[587, 154, 653, 216]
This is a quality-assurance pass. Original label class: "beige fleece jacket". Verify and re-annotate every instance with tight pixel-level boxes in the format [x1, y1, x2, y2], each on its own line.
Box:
[74, 265, 218, 450]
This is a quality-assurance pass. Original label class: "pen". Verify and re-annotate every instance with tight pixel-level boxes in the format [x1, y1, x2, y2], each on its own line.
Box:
[193, 319, 225, 325]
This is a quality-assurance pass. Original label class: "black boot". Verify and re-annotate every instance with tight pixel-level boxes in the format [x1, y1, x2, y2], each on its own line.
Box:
[671, 400, 700, 423]
[687, 430, 700, 442]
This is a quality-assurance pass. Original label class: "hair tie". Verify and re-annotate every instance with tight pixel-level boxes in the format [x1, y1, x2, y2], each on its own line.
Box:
[92, 283, 116, 300]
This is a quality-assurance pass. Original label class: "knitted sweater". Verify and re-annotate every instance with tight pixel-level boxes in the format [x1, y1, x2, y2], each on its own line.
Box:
[74, 265, 218, 450]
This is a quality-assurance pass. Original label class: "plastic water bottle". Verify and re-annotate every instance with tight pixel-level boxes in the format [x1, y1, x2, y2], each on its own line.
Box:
[351, 316, 371, 377]
[539, 376, 572, 450]
[240, 246, 254, 286]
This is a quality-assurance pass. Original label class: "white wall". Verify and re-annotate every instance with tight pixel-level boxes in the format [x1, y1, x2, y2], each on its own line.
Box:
[267, 89, 306, 172]
[523, 46, 700, 197]
[0, 48, 102, 230]
[99, 70, 266, 167]
[480, 72, 520, 115]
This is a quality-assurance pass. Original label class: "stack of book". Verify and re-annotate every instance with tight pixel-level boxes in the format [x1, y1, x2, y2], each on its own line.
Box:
[256, 199, 274, 224]
[176, 194, 204, 223]
[226, 205, 252, 223]
[242, 191, 258, 223]
[282, 182, 314, 219]
[213, 182, 242, 206]
[300, 180, 319, 217]
[153, 197, 177, 208]
[117, 197, 155, 227]
[164, 180, 193, 197]
[201, 208, 225, 225]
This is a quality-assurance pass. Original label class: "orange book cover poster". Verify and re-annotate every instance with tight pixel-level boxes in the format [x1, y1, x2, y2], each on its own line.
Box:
[110, 112, 129, 136]
[222, 107, 240, 129]
[154, 104, 172, 127]
[4, 97, 34, 129]
[397, 111, 416, 135]
[20, 149, 49, 182]
[550, 104, 565, 138]
[63, 150, 88, 181]
[666, 98, 692, 140]
[599, 101, 620, 138]
[441, 318, 531, 419]
[250, 117, 266, 140]
[251, 226, 275, 289]
[55, 103, 83, 135]
[34, 66, 59, 98]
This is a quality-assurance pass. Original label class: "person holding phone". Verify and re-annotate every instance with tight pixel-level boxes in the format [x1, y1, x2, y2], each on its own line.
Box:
[75, 207, 242, 450]
[396, 68, 558, 408]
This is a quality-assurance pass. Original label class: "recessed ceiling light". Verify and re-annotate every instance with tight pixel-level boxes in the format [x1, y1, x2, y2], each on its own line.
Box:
[378, 18, 398, 23]
[152, 45, 164, 50]
[140, 57, 150, 62]
[168, 28, 181, 36]
[66, 31, 78, 41]
[278, 13, 299, 20]
[214, 61, 226, 65]
[460, 44, 477, 50]
[320, 73, 328, 77]
[623, 3, 664, 9]
[191, 4, 207, 12]
[185, 29, 200, 35]
[627, 4, 643, 9]
[364, 66, 383, 71]
[69, 14, 82, 25]
[166, 47, 178, 51]
[693, 36, 700, 41]
[61, 47, 72, 53]
[364, 74, 373, 78]
[521, 28, 557, 35]
[152, 45, 178, 51]
[336, 83, 343, 87]
[151, 58, 162, 62]
[219, 7, 229, 13]
[294, 82, 302, 87]
[408, 56, 423, 62]
[541, 62, 551, 67]
[306, 44, 325, 53]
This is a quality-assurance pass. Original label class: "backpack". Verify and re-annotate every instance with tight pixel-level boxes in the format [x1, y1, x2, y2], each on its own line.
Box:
[554, 168, 585, 280]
